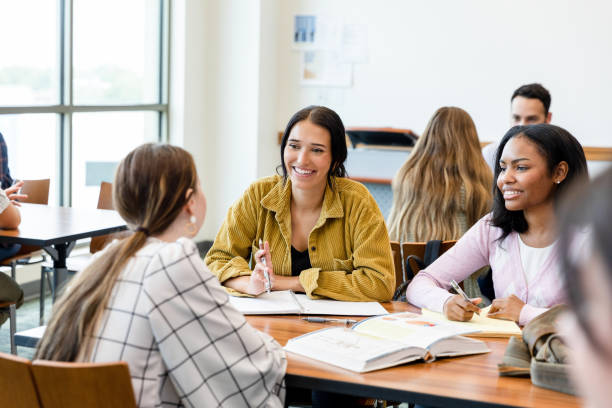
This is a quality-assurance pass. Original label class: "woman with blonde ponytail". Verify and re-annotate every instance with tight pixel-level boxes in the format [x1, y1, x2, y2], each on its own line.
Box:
[35, 144, 286, 407]
[387, 107, 492, 297]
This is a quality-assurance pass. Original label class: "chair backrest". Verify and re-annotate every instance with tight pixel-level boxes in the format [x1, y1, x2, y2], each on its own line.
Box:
[89, 181, 131, 253]
[345, 127, 418, 149]
[390, 241, 404, 290]
[31, 360, 137, 408]
[19, 179, 50, 205]
[96, 180, 114, 210]
[89, 181, 113, 253]
[401, 240, 457, 279]
[0, 351, 42, 408]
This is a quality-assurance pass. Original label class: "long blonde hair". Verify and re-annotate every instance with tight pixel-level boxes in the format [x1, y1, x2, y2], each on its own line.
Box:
[35, 144, 198, 361]
[387, 107, 492, 242]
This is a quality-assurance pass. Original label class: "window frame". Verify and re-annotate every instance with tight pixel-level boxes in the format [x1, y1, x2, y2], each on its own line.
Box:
[0, 0, 169, 206]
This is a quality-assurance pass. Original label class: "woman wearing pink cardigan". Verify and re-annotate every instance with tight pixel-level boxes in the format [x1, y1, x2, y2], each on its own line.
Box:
[406, 124, 588, 326]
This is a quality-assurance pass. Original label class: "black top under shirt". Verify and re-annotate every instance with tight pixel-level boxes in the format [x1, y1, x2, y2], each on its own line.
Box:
[291, 246, 312, 276]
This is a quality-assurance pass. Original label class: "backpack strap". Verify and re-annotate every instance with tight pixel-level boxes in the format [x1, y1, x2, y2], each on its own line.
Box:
[404, 255, 425, 280]
[423, 240, 442, 266]
[392, 281, 409, 302]
[395, 240, 444, 302]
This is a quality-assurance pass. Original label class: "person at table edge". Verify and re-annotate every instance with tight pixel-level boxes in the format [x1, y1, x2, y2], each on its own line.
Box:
[205, 105, 395, 302]
[406, 124, 588, 326]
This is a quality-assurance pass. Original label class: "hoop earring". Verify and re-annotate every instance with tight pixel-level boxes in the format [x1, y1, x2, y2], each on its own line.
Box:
[186, 215, 197, 235]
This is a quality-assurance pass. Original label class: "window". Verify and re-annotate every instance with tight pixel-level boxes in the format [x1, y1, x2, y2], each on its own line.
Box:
[0, 0, 168, 207]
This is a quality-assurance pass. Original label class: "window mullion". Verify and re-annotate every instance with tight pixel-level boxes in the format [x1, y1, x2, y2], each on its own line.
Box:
[59, 0, 73, 206]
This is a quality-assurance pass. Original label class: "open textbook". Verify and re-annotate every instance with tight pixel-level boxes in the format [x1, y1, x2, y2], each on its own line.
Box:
[420, 305, 522, 337]
[228, 290, 388, 316]
[284, 312, 489, 373]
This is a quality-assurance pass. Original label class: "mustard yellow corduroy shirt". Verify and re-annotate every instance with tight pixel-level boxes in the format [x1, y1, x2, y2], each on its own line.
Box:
[205, 175, 395, 302]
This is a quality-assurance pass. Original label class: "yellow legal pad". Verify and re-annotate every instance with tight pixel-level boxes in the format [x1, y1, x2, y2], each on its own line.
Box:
[420, 306, 522, 338]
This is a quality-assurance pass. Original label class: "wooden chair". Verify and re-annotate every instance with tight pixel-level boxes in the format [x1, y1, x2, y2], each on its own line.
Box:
[89, 181, 128, 253]
[18, 179, 50, 205]
[66, 181, 130, 265]
[31, 360, 136, 408]
[39, 182, 129, 322]
[390, 241, 404, 291]
[0, 351, 42, 407]
[401, 240, 457, 280]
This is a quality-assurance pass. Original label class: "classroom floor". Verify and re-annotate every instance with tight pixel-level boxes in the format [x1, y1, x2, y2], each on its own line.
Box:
[0, 294, 49, 359]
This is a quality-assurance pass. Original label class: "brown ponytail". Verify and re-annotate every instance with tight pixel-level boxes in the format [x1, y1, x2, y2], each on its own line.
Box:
[35, 144, 198, 361]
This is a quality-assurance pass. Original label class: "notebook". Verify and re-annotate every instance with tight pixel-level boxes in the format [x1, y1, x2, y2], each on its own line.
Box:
[420, 305, 522, 337]
[228, 290, 388, 316]
[284, 312, 489, 373]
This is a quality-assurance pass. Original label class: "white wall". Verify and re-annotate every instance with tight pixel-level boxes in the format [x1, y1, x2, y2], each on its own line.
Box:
[171, 0, 612, 240]
[276, 0, 612, 147]
[171, 0, 278, 240]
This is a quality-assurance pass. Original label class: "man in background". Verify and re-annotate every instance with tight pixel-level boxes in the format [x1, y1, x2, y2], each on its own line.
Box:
[482, 83, 552, 171]
[479, 84, 553, 302]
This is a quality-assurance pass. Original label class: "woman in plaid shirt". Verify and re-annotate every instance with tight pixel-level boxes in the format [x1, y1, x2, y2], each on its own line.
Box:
[36, 144, 287, 407]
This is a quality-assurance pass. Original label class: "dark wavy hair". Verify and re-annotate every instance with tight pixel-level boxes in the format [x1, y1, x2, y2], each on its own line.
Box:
[278, 105, 347, 187]
[511, 83, 551, 115]
[559, 167, 612, 357]
[491, 124, 588, 241]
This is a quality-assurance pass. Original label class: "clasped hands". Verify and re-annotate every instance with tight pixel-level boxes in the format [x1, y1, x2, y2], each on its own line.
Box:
[443, 293, 525, 323]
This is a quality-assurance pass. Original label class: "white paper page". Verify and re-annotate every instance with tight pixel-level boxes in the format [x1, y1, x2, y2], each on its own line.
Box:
[420, 306, 521, 337]
[228, 291, 301, 315]
[353, 312, 479, 347]
[294, 294, 388, 316]
[284, 327, 414, 372]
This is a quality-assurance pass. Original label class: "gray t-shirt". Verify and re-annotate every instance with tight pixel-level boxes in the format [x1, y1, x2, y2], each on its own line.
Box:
[482, 140, 499, 173]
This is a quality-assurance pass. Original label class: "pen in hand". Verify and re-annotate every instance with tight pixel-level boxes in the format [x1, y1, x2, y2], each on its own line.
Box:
[450, 279, 480, 315]
[301, 317, 358, 325]
[259, 239, 271, 294]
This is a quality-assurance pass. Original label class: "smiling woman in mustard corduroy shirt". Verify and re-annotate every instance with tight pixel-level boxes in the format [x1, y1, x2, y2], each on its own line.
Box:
[205, 105, 395, 302]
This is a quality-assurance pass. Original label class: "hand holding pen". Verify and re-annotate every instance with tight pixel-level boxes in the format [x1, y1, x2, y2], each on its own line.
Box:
[258, 239, 272, 294]
[443, 279, 482, 322]
[245, 242, 275, 296]
[247, 240, 274, 295]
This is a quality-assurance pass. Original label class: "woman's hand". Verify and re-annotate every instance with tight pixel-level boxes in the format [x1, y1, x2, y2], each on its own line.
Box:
[443, 294, 482, 321]
[4, 181, 27, 206]
[487, 294, 525, 322]
[245, 241, 275, 295]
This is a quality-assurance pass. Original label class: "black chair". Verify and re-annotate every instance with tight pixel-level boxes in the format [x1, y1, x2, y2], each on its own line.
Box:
[345, 127, 418, 148]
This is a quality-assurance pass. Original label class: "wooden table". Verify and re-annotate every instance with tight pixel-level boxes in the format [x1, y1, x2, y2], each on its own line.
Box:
[246, 302, 580, 408]
[0, 203, 127, 304]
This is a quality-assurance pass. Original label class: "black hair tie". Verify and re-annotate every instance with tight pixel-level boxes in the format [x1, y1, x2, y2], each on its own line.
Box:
[136, 226, 150, 236]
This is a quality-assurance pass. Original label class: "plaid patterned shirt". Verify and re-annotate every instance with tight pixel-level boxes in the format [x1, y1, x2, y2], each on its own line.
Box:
[90, 237, 286, 407]
[0, 132, 13, 189]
